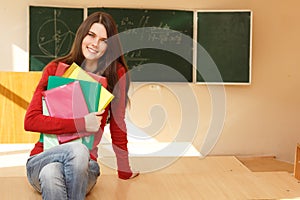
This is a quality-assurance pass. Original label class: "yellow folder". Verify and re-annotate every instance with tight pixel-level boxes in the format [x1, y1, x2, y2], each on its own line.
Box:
[63, 62, 114, 111]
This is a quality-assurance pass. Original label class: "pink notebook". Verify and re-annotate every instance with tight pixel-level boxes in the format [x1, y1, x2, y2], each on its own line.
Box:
[42, 81, 90, 143]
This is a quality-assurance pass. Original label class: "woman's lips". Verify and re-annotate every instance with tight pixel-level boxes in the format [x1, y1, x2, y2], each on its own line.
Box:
[87, 46, 98, 54]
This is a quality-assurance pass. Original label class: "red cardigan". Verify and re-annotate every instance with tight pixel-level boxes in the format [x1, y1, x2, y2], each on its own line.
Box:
[24, 62, 132, 179]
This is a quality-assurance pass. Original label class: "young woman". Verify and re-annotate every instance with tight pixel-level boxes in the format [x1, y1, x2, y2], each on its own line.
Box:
[25, 11, 138, 200]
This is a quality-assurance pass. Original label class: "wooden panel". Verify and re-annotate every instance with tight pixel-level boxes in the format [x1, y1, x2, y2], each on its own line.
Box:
[0, 72, 42, 143]
[294, 143, 300, 180]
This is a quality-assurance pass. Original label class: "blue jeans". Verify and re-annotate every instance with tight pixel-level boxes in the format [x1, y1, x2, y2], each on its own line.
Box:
[26, 143, 100, 200]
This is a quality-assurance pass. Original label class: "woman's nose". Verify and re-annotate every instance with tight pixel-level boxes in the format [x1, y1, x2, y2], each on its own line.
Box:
[91, 38, 99, 47]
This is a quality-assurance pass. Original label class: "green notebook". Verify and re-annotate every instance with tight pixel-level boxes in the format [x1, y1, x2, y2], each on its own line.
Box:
[47, 76, 102, 148]
[47, 76, 102, 112]
[42, 76, 102, 150]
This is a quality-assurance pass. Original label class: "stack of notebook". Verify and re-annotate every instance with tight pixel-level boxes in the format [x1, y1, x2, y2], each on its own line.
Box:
[42, 62, 114, 151]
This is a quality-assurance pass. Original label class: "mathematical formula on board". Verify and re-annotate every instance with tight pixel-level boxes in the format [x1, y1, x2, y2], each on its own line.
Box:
[98, 8, 194, 78]
[119, 15, 184, 45]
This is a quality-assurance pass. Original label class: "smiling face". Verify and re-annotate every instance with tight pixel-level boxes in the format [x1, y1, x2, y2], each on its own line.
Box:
[81, 23, 108, 72]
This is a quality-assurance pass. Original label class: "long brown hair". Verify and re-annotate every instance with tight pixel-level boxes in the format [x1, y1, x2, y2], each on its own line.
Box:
[54, 11, 130, 104]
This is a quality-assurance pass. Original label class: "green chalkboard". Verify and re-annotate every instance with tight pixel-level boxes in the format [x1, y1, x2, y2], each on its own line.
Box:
[88, 8, 194, 82]
[197, 11, 252, 83]
[29, 6, 83, 71]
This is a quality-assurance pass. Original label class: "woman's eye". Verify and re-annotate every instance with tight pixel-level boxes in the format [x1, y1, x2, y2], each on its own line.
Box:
[87, 32, 94, 37]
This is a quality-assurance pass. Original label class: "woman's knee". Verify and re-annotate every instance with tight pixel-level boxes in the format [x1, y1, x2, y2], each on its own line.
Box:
[63, 143, 90, 171]
[39, 163, 64, 185]
[64, 143, 89, 160]
[39, 163, 68, 199]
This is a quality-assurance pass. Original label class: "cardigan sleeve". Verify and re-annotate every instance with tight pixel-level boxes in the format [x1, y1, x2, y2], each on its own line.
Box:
[24, 62, 86, 134]
[109, 65, 133, 179]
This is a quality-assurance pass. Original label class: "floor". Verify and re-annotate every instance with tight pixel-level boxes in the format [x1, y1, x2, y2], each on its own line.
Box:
[0, 144, 299, 200]
[237, 156, 294, 173]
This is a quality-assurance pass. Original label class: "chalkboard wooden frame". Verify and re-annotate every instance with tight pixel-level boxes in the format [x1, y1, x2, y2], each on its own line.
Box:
[196, 10, 253, 85]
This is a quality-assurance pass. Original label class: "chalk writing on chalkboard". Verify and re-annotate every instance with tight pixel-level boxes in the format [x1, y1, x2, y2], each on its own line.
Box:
[122, 27, 185, 68]
[37, 14, 75, 57]
[88, 8, 194, 82]
[29, 6, 83, 71]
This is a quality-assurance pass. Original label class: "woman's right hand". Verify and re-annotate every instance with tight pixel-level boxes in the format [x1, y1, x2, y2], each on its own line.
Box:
[84, 111, 104, 132]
